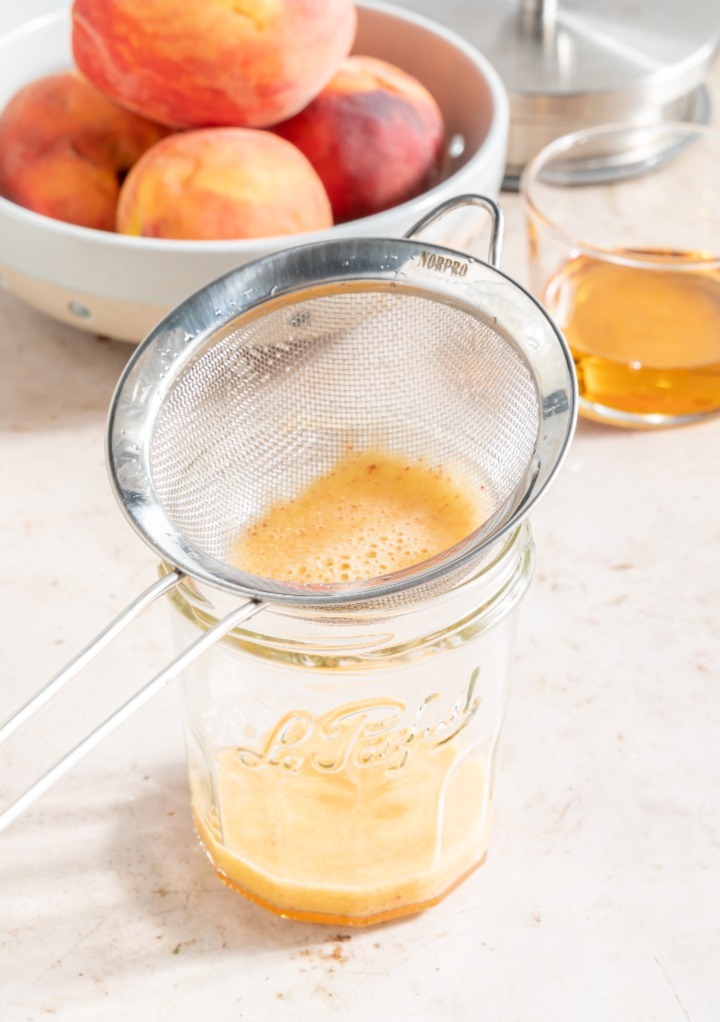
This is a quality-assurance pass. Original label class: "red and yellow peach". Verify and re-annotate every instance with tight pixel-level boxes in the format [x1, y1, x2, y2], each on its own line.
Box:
[273, 56, 445, 222]
[0, 70, 169, 231]
[71, 0, 358, 129]
[116, 127, 333, 240]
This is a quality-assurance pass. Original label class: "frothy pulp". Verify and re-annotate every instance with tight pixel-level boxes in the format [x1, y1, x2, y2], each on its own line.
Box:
[229, 449, 483, 583]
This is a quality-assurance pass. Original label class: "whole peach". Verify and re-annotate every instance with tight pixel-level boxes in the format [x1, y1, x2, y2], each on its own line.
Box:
[72, 0, 358, 129]
[116, 128, 333, 240]
[0, 70, 169, 231]
[273, 56, 445, 223]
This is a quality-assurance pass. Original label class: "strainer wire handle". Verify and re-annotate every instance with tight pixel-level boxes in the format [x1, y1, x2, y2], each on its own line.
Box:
[403, 193, 504, 267]
[0, 571, 183, 746]
[0, 593, 262, 834]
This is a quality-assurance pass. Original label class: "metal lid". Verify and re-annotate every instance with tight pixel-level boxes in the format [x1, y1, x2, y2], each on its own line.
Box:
[470, 0, 720, 183]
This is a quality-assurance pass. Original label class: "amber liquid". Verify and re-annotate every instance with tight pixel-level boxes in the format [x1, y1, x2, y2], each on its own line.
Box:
[543, 251, 720, 422]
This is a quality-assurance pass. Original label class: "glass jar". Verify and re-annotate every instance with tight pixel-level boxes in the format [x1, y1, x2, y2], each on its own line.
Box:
[166, 522, 534, 927]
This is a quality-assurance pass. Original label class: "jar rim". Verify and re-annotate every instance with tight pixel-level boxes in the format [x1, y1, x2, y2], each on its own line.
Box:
[162, 522, 533, 632]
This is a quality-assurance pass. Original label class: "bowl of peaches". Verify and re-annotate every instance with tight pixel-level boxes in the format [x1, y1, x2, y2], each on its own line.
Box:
[0, 0, 509, 342]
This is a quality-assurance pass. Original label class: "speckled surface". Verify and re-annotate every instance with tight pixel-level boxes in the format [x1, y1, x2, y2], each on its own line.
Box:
[2, 3, 720, 1020]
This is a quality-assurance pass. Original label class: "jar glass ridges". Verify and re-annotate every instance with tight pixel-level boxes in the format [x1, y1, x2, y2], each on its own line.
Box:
[167, 523, 534, 926]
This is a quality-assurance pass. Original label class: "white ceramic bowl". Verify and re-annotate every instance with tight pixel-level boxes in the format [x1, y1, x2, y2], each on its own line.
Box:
[0, 2, 509, 342]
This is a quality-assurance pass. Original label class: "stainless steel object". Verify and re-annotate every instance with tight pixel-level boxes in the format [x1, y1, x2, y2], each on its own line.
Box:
[464, 0, 720, 187]
[0, 195, 576, 832]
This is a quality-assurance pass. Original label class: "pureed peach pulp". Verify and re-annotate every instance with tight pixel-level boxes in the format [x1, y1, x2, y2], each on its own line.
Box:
[170, 449, 534, 925]
[230, 450, 480, 585]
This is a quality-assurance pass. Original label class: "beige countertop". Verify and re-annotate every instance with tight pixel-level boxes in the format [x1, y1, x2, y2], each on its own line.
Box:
[2, 7, 720, 1022]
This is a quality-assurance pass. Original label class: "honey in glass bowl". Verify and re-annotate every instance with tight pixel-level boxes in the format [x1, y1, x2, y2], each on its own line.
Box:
[521, 122, 720, 428]
[543, 249, 720, 421]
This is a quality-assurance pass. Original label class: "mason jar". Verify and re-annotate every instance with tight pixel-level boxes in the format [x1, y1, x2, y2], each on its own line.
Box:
[166, 521, 534, 927]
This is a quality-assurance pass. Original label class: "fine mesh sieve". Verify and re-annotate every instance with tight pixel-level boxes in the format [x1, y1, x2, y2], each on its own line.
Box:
[0, 195, 576, 831]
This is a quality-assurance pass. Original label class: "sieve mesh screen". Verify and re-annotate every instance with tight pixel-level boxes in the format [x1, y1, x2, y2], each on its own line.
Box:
[149, 286, 539, 591]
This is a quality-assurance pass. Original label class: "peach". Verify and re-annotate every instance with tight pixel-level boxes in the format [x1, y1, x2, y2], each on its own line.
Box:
[0, 70, 169, 231]
[273, 56, 445, 223]
[71, 0, 358, 129]
[116, 128, 333, 240]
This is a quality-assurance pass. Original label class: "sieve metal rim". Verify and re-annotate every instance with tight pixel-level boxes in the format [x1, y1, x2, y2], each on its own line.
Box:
[107, 227, 576, 606]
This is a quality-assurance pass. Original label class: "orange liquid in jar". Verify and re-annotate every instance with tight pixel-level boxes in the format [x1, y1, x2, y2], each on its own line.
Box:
[192, 737, 490, 926]
[191, 450, 492, 926]
[543, 251, 720, 421]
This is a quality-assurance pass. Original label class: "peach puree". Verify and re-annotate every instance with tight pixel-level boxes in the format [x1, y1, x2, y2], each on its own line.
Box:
[194, 743, 490, 925]
[229, 449, 482, 583]
[194, 450, 489, 924]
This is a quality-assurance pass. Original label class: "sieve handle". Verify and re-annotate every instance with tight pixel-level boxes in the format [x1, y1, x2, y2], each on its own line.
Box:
[0, 571, 184, 746]
[0, 575, 262, 834]
[403, 193, 504, 267]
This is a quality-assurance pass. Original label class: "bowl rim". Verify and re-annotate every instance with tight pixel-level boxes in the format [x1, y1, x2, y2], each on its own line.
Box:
[0, 0, 509, 254]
